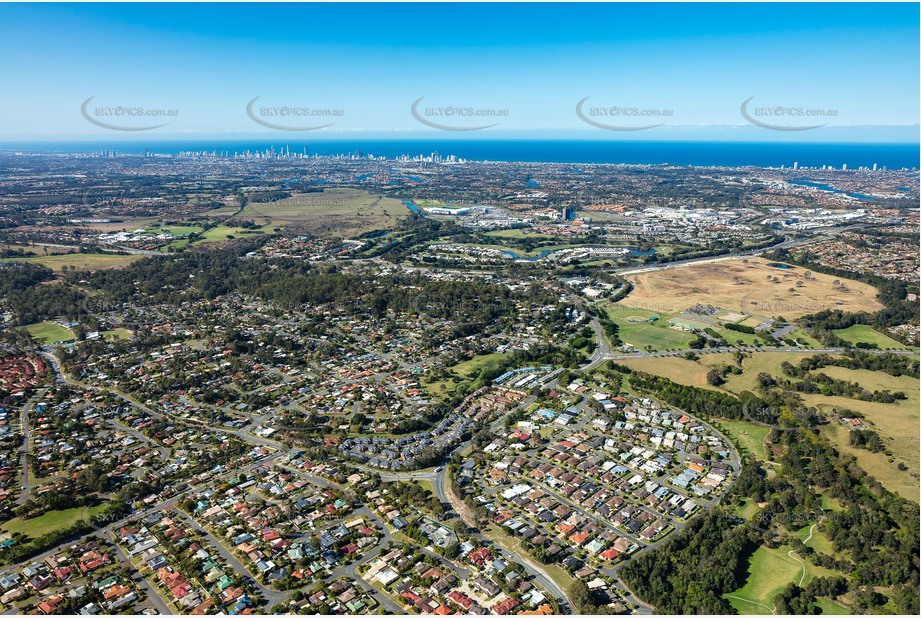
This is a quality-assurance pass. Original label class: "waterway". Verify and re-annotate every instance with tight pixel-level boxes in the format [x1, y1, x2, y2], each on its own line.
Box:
[789, 178, 875, 201]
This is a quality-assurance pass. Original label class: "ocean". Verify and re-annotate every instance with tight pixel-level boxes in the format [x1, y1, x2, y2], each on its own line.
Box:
[1, 139, 918, 170]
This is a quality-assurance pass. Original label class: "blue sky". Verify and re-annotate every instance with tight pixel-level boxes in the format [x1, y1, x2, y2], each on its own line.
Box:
[0, 2, 918, 141]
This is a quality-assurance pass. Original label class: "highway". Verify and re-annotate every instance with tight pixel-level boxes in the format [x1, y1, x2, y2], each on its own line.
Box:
[583, 343, 918, 372]
[611, 225, 863, 277]
[583, 316, 612, 369]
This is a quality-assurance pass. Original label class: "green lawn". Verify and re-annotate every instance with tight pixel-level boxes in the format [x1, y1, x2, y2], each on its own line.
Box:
[787, 327, 824, 349]
[735, 498, 761, 521]
[1, 505, 107, 541]
[725, 545, 803, 613]
[20, 321, 74, 344]
[803, 528, 836, 556]
[717, 419, 771, 461]
[199, 225, 268, 242]
[618, 322, 697, 351]
[711, 326, 762, 346]
[414, 479, 436, 495]
[449, 352, 511, 378]
[727, 543, 841, 613]
[819, 493, 843, 513]
[160, 238, 193, 252]
[148, 225, 204, 237]
[725, 594, 774, 615]
[833, 324, 912, 350]
[815, 598, 850, 614]
[422, 377, 461, 398]
[425, 351, 511, 396]
[602, 303, 662, 321]
[101, 328, 133, 341]
[484, 229, 557, 240]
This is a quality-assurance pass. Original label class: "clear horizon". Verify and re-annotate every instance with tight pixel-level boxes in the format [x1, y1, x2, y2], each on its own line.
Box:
[3, 138, 917, 170]
[0, 2, 918, 142]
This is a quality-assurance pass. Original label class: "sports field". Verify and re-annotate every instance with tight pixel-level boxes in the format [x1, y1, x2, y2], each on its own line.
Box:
[618, 322, 697, 351]
[21, 321, 74, 344]
[198, 225, 268, 242]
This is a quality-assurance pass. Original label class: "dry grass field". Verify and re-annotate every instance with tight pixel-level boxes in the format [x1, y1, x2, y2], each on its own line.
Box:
[806, 366, 920, 501]
[621, 257, 883, 319]
[1, 253, 144, 271]
[0, 243, 73, 255]
[238, 188, 408, 238]
[616, 354, 734, 390]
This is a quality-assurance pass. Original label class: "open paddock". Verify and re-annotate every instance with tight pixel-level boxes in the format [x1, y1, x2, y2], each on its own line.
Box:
[237, 188, 409, 238]
[621, 257, 883, 319]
